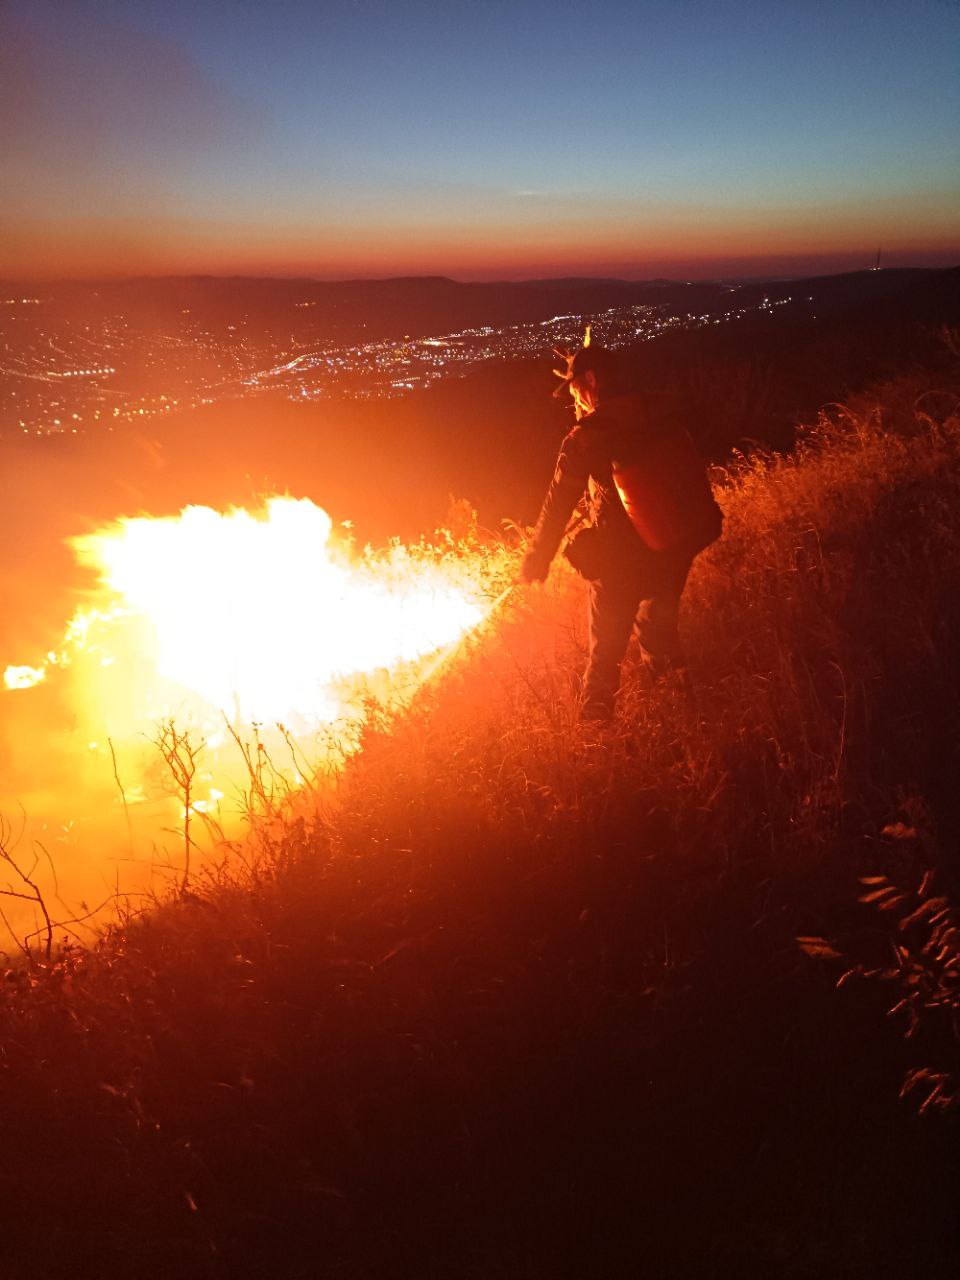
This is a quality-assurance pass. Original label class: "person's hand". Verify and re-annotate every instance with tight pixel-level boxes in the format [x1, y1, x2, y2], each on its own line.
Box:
[519, 548, 550, 584]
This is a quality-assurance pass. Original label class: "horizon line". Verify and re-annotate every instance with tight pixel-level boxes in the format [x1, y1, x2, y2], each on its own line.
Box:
[3, 262, 958, 290]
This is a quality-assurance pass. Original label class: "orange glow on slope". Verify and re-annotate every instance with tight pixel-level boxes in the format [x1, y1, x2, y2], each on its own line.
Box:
[0, 496, 504, 932]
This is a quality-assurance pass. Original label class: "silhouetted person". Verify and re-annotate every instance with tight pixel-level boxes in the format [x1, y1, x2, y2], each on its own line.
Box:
[520, 339, 722, 720]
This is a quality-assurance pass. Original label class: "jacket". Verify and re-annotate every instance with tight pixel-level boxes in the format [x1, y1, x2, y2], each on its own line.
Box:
[528, 394, 721, 569]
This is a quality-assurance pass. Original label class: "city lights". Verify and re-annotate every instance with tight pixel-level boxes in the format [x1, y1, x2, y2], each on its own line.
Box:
[0, 289, 781, 437]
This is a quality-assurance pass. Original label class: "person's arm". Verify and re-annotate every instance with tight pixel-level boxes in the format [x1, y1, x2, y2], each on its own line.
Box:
[520, 428, 590, 582]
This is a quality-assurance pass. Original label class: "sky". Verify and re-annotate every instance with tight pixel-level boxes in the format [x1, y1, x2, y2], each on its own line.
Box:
[2, 0, 958, 280]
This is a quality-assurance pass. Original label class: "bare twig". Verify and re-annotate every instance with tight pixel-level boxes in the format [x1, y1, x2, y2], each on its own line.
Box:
[0, 814, 54, 961]
[108, 736, 136, 851]
[152, 721, 204, 895]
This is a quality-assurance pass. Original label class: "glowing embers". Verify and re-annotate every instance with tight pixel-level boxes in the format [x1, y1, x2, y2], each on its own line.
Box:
[7, 496, 487, 732]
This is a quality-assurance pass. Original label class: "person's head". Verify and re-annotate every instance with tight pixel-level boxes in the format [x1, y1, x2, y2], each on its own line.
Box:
[554, 341, 619, 419]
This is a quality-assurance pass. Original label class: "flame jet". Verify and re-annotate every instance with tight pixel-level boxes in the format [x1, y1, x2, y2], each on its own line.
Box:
[7, 496, 490, 733]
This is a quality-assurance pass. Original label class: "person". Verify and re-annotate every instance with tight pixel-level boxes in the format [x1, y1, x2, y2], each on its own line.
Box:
[520, 338, 722, 721]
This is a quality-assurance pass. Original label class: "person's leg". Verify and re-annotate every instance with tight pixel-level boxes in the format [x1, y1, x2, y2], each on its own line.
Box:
[635, 552, 693, 674]
[582, 571, 642, 719]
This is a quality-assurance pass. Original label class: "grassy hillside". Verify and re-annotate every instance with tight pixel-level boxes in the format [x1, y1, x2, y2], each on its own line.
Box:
[2, 371, 959, 1279]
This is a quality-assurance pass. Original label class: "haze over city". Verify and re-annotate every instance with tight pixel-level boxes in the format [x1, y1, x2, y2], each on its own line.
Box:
[3, 0, 958, 281]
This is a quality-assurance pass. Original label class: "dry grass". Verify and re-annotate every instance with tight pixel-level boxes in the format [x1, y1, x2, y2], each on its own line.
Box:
[1, 373, 959, 1279]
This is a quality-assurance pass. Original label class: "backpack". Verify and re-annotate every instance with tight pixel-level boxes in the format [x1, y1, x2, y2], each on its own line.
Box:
[612, 429, 722, 553]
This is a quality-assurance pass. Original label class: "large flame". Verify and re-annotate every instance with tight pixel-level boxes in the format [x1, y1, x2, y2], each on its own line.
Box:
[69, 496, 486, 728]
[0, 494, 512, 947]
[0, 496, 502, 927]
[6, 496, 490, 734]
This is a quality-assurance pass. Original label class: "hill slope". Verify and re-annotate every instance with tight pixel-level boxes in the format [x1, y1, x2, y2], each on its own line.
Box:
[2, 371, 960, 1278]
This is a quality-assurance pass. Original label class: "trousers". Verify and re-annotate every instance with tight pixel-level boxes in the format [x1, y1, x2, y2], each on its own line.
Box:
[581, 547, 693, 719]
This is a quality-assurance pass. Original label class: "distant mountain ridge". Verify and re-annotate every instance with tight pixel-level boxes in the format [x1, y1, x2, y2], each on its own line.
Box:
[1, 268, 949, 346]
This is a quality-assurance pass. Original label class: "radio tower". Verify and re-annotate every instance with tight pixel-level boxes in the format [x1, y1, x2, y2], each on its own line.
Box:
[873, 247, 882, 271]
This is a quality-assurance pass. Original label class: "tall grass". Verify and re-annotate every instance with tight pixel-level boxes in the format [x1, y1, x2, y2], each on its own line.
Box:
[1, 372, 959, 1279]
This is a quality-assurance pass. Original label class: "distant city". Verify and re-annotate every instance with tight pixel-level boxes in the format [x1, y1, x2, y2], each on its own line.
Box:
[0, 286, 794, 438]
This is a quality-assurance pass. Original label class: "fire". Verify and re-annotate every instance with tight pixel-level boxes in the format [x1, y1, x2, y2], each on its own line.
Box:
[4, 665, 46, 690]
[78, 496, 487, 727]
[7, 496, 490, 734]
[0, 495, 506, 936]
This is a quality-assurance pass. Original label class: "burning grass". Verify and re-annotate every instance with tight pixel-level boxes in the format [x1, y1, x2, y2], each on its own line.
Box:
[0, 497, 515, 937]
[1, 373, 959, 1277]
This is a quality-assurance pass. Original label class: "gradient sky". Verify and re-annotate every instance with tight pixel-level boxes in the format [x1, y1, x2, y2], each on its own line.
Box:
[2, 0, 958, 280]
